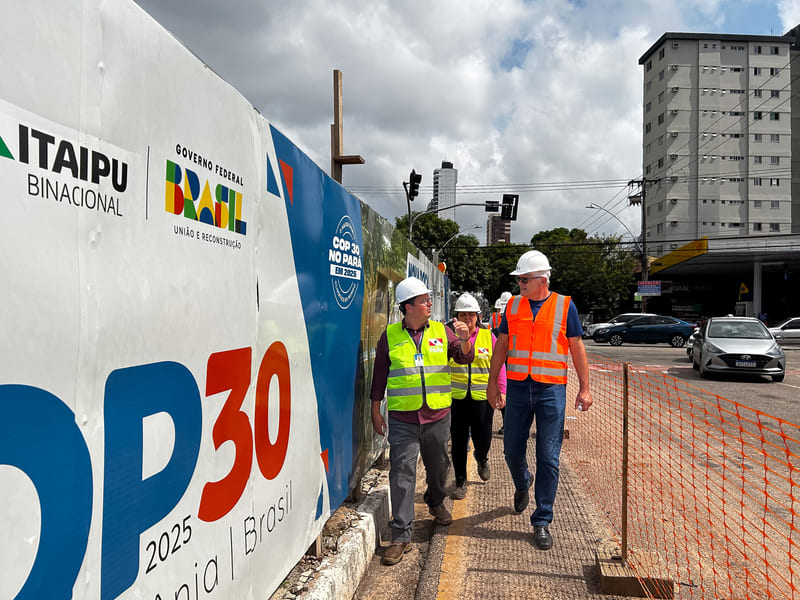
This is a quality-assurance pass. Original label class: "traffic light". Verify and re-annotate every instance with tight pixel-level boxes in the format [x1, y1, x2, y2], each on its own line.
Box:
[500, 194, 518, 221]
[408, 170, 422, 201]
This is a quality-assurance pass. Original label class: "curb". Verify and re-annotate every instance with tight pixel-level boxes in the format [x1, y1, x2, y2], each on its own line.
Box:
[303, 483, 391, 600]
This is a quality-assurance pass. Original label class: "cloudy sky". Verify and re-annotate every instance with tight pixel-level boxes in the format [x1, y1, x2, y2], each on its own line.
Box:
[132, 0, 800, 244]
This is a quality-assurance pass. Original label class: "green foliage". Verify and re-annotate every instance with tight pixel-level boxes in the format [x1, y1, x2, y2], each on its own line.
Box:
[393, 216, 635, 315]
[529, 227, 636, 313]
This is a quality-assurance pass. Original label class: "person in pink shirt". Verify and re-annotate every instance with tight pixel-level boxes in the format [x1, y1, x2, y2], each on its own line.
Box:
[447, 293, 507, 500]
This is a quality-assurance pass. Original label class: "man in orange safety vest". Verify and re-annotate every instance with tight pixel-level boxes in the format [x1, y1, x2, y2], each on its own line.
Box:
[487, 250, 592, 551]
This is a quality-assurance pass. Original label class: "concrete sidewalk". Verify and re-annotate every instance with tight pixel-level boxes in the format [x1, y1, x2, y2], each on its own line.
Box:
[294, 412, 630, 599]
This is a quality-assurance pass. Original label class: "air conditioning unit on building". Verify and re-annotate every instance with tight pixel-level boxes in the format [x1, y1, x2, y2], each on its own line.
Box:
[670, 243, 678, 249]
[671, 64, 679, 70]
[672, 42, 679, 48]
[672, 109, 679, 115]
[670, 132, 679, 137]
[672, 86, 679, 92]
[670, 154, 678, 159]
[670, 221, 678, 226]
[671, 198, 678, 204]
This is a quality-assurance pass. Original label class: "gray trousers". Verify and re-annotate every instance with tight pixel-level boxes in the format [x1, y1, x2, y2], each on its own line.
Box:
[387, 413, 451, 542]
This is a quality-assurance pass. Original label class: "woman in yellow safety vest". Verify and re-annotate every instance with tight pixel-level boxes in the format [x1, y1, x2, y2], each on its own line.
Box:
[447, 292, 506, 500]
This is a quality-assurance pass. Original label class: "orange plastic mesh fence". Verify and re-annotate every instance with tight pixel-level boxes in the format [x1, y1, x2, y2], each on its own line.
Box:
[564, 355, 800, 599]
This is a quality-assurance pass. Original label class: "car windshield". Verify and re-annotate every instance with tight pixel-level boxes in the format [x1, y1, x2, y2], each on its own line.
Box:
[707, 321, 771, 339]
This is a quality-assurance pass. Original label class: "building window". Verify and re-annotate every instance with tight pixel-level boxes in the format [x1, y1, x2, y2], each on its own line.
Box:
[770, 223, 780, 232]
[753, 223, 762, 231]
[770, 156, 780, 165]
[645, 165, 651, 175]
[659, 69, 665, 81]
[771, 46, 779, 55]
[646, 60, 652, 72]
[659, 48, 665, 60]
[754, 133, 762, 142]
[754, 111, 763, 120]
[646, 80, 652, 92]
[645, 122, 651, 134]
[645, 143, 651, 154]
[771, 200, 780, 209]
[770, 178, 780, 186]
[658, 201, 664, 212]
[753, 89, 762, 98]
[658, 113, 664, 125]
[658, 91, 664, 103]
[754, 67, 762, 75]
[731, 66, 743, 70]
[658, 135, 664, 145]
[657, 158, 664, 168]
[646, 101, 651, 113]
[754, 156, 762, 164]
[754, 45, 762, 54]
[754, 200, 762, 207]
[753, 178, 763, 186]
[771, 67, 780, 76]
[771, 89, 780, 98]
[770, 134, 780, 142]
[770, 112, 780, 121]
[656, 223, 664, 233]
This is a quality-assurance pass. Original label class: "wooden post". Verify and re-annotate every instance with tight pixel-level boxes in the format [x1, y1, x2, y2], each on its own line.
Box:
[330, 69, 364, 183]
[622, 362, 630, 563]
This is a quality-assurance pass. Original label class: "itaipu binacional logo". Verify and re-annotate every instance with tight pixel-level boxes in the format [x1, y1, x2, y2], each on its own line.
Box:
[328, 215, 362, 310]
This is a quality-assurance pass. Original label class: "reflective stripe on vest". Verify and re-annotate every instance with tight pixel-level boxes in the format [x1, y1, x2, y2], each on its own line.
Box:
[386, 320, 452, 411]
[506, 293, 570, 384]
[491, 312, 502, 329]
[449, 328, 492, 400]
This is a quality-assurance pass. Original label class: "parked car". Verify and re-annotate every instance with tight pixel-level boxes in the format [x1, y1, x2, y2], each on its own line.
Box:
[593, 315, 696, 347]
[768, 317, 800, 343]
[685, 326, 700, 360]
[691, 316, 785, 382]
[585, 312, 655, 340]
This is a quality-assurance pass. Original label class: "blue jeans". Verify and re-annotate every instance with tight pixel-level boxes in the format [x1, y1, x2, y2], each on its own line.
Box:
[503, 378, 566, 527]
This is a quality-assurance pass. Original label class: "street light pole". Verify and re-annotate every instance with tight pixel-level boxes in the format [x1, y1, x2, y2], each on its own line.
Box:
[585, 203, 638, 248]
[432, 224, 481, 268]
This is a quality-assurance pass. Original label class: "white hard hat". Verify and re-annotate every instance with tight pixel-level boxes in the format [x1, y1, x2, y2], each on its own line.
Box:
[510, 250, 551, 276]
[396, 277, 431, 303]
[494, 291, 512, 310]
[454, 292, 480, 313]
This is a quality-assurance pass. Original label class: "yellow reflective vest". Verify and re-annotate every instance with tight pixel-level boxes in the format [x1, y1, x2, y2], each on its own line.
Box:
[449, 328, 492, 400]
[386, 320, 452, 411]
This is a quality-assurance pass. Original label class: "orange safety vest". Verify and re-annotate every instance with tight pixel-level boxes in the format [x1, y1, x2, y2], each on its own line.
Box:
[505, 293, 570, 384]
[491, 312, 502, 329]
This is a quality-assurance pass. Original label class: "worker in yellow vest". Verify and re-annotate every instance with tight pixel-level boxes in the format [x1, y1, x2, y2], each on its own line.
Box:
[448, 292, 506, 500]
[370, 277, 474, 565]
[487, 250, 592, 551]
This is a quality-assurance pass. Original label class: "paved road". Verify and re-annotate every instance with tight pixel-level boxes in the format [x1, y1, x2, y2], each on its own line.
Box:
[584, 339, 800, 425]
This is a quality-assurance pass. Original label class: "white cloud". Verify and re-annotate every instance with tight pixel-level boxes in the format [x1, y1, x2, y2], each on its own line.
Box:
[132, 0, 771, 242]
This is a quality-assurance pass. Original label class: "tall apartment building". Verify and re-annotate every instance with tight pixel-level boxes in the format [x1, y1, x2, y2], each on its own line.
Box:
[486, 214, 511, 245]
[432, 161, 457, 222]
[639, 30, 800, 256]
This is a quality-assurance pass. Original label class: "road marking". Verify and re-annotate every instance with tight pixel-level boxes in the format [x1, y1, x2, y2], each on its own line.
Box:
[436, 453, 475, 600]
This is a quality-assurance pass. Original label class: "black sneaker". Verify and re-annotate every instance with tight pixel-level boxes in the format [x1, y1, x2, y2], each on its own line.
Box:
[513, 488, 529, 512]
[452, 480, 467, 500]
[532, 525, 553, 550]
[477, 460, 490, 481]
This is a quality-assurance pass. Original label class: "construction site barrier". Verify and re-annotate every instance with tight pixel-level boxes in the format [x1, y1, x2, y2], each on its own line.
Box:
[564, 355, 799, 599]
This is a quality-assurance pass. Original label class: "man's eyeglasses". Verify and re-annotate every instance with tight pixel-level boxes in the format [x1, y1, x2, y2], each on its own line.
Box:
[516, 276, 544, 284]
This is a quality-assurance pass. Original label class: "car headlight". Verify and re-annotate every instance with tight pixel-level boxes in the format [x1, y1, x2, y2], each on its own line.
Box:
[704, 341, 724, 353]
[597, 328, 610, 335]
[767, 344, 785, 358]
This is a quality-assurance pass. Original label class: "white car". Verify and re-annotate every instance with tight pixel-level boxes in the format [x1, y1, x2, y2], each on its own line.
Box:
[768, 317, 800, 343]
[584, 313, 655, 340]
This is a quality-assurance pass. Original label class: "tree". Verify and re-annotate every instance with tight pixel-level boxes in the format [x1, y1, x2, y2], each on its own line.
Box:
[529, 227, 636, 317]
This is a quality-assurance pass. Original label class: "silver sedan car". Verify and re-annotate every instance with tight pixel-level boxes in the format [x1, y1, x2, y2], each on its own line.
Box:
[692, 316, 786, 382]
[769, 317, 800, 343]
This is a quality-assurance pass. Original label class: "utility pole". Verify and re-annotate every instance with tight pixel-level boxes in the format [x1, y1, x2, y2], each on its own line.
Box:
[330, 69, 365, 183]
[628, 178, 654, 311]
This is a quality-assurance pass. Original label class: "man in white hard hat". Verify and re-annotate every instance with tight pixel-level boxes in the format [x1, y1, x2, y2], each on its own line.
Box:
[487, 250, 592, 551]
[370, 276, 474, 565]
[447, 292, 506, 500]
